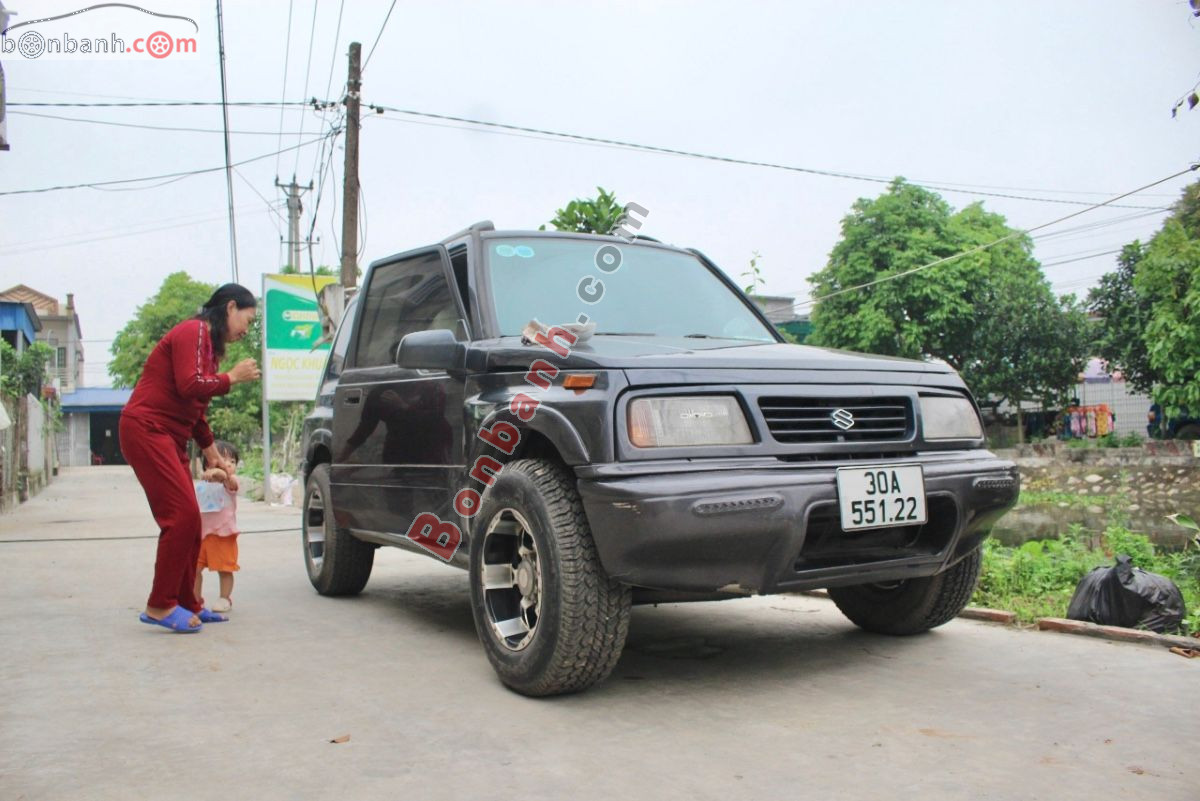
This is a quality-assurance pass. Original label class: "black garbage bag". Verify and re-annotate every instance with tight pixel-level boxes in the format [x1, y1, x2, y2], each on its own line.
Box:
[1067, 554, 1186, 633]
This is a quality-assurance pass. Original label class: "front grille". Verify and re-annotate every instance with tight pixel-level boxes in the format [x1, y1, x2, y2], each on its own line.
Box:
[758, 396, 912, 444]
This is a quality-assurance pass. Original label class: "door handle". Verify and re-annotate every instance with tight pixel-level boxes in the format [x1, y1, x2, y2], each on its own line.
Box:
[343, 389, 362, 406]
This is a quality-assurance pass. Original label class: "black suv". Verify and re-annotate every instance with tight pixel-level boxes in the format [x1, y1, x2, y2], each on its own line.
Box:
[300, 221, 1019, 696]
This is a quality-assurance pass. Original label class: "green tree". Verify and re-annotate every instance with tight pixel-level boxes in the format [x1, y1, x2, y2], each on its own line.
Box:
[0, 340, 54, 399]
[541, 187, 626, 234]
[1086, 242, 1159, 393]
[808, 180, 1089, 422]
[1090, 180, 1200, 415]
[964, 275, 1090, 440]
[207, 316, 265, 444]
[109, 272, 214, 387]
[807, 180, 972, 361]
[109, 272, 317, 469]
[1137, 219, 1200, 412]
[109, 272, 262, 446]
[281, 264, 335, 276]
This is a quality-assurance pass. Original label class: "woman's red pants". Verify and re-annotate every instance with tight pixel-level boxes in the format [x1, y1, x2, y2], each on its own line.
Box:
[119, 413, 203, 613]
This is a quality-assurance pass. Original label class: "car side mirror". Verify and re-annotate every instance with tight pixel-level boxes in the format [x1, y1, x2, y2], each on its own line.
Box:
[396, 329, 466, 371]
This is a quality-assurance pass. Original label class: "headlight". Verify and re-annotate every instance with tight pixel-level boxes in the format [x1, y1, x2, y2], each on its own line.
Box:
[920, 395, 983, 440]
[628, 396, 753, 448]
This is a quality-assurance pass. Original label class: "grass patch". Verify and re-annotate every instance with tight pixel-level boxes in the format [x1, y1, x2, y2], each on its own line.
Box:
[1061, 432, 1143, 449]
[973, 523, 1200, 632]
[1016, 489, 1113, 509]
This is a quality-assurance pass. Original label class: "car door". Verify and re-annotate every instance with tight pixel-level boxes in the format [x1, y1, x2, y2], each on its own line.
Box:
[331, 247, 470, 539]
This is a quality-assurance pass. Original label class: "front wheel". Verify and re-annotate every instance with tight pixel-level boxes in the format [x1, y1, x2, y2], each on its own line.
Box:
[827, 547, 982, 635]
[468, 459, 632, 697]
[303, 463, 374, 596]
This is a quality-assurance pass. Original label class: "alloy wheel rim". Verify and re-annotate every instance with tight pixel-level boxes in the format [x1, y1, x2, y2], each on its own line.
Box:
[479, 508, 542, 651]
[304, 486, 326, 573]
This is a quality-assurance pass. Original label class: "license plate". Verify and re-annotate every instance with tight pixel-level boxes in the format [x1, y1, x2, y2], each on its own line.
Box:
[835, 465, 927, 531]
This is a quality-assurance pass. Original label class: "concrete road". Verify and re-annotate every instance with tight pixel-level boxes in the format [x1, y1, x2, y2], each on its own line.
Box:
[1, 468, 1197, 801]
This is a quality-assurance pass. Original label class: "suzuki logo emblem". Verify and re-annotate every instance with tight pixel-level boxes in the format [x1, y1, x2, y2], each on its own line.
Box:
[831, 408, 855, 430]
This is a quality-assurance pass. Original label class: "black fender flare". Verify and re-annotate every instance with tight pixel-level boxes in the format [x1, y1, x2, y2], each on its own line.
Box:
[469, 404, 589, 466]
[304, 428, 334, 477]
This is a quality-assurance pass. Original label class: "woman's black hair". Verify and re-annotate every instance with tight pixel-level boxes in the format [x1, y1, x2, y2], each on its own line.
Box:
[195, 283, 256, 360]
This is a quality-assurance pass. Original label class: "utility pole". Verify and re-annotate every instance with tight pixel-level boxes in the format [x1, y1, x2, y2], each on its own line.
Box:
[215, 0, 238, 282]
[265, 177, 309, 505]
[274, 176, 313, 271]
[340, 41, 361, 290]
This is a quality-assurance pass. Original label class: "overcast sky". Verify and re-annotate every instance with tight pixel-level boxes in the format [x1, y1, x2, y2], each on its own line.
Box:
[2, 1, 1197, 388]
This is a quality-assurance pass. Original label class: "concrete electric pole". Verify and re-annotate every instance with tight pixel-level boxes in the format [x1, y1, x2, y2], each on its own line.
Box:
[340, 42, 361, 291]
[274, 176, 313, 271]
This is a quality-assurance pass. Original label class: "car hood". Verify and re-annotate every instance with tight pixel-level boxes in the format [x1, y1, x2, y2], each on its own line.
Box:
[478, 336, 962, 388]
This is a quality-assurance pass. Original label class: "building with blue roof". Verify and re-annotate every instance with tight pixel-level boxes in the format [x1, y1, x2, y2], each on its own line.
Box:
[59, 387, 133, 466]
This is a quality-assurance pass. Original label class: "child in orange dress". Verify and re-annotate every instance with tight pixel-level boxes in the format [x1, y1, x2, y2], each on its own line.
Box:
[194, 441, 241, 613]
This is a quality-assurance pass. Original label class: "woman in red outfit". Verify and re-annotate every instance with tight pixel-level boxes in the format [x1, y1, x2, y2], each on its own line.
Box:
[121, 284, 261, 632]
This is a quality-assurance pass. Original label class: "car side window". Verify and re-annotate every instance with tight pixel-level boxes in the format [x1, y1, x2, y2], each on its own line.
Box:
[352, 251, 461, 368]
[325, 297, 359, 380]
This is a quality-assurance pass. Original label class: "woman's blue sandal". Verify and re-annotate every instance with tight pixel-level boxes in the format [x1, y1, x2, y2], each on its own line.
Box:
[197, 608, 228, 623]
[139, 606, 202, 633]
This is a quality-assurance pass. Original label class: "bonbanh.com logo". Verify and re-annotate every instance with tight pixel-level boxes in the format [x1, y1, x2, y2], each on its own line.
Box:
[1, 2, 200, 60]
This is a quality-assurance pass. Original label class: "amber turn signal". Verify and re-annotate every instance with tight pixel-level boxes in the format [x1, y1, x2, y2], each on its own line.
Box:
[562, 374, 596, 389]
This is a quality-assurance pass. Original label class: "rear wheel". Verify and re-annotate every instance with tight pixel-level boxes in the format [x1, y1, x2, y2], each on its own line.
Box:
[827, 547, 982, 635]
[303, 463, 374, 595]
[468, 459, 632, 697]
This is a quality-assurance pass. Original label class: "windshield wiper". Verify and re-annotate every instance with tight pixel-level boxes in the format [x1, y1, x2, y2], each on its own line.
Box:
[684, 333, 773, 342]
[592, 332, 655, 337]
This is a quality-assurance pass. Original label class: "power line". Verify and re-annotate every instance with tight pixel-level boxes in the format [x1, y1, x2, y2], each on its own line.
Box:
[234, 168, 287, 233]
[293, 0, 321, 176]
[7, 96, 1179, 212]
[7, 87, 184, 102]
[216, 0, 240, 282]
[305, 120, 345, 275]
[274, 0, 296, 179]
[323, 0, 346, 103]
[0, 211, 226, 250]
[793, 164, 1198, 312]
[8, 100, 310, 108]
[91, 173, 197, 193]
[363, 0, 398, 73]
[0, 131, 338, 196]
[0, 207, 278, 256]
[309, 1, 350, 196]
[7, 109, 311, 135]
[1030, 207, 1169, 243]
[1040, 249, 1123, 269]
[760, 205, 1172, 314]
[367, 103, 1171, 211]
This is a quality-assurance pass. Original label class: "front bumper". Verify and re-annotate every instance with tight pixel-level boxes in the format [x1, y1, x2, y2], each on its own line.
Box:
[575, 451, 1018, 595]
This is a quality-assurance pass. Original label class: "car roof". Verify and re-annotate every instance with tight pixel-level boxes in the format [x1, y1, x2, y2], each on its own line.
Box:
[438, 220, 681, 255]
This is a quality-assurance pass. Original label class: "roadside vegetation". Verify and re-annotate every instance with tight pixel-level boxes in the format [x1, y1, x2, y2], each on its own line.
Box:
[974, 504, 1200, 633]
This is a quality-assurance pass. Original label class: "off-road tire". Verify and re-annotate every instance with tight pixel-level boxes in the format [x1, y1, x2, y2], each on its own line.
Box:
[303, 463, 374, 596]
[469, 458, 632, 697]
[827, 546, 982, 635]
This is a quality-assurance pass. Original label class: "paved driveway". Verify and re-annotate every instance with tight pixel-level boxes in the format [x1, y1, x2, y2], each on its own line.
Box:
[1, 468, 1196, 800]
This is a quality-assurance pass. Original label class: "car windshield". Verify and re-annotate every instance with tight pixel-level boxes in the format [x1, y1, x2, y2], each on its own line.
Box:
[485, 237, 777, 341]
